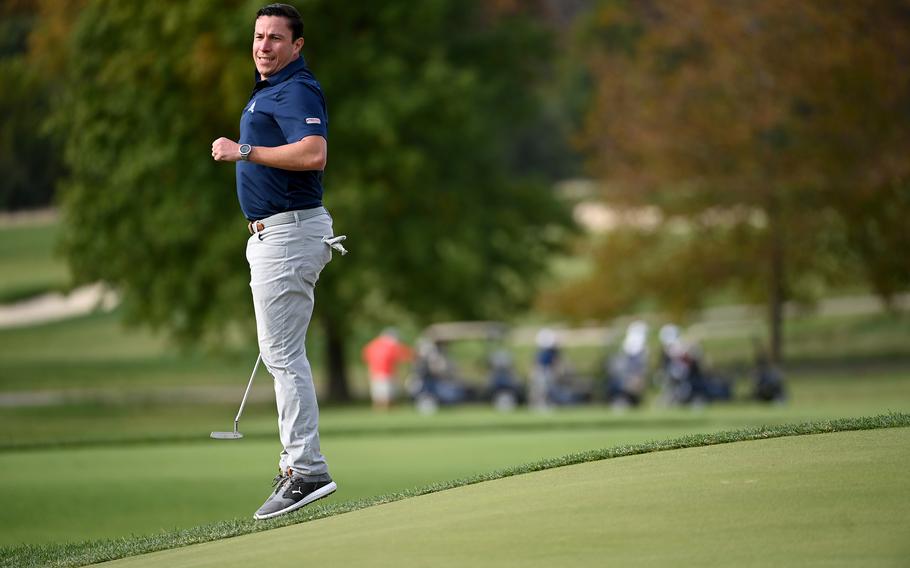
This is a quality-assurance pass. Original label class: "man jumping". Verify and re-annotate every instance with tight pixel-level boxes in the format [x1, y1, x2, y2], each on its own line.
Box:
[212, 3, 340, 520]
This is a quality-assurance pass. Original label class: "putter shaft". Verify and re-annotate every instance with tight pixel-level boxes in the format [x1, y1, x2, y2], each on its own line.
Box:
[211, 353, 261, 440]
[234, 354, 261, 425]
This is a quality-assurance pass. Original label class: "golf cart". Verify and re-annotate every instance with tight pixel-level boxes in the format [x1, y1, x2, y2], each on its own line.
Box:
[407, 321, 525, 413]
[655, 325, 733, 407]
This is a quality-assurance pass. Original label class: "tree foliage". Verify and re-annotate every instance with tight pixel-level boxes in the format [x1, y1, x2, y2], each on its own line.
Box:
[49, 0, 572, 398]
[0, 0, 76, 210]
[547, 0, 910, 360]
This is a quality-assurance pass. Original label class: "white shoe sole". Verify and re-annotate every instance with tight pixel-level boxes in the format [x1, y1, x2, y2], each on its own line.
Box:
[253, 481, 337, 520]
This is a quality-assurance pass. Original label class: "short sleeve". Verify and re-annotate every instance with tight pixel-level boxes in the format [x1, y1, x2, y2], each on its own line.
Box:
[273, 80, 328, 143]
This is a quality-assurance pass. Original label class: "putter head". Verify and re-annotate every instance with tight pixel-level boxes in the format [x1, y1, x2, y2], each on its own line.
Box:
[210, 431, 244, 440]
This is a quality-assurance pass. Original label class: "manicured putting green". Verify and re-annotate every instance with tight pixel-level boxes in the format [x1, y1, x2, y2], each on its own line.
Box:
[100, 428, 909, 567]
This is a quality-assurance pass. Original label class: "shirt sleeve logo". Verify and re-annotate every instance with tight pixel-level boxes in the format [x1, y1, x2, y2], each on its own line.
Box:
[247, 101, 256, 113]
[306, 117, 321, 124]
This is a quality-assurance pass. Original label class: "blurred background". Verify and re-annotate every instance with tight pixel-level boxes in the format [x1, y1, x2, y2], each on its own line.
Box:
[1, 0, 909, 549]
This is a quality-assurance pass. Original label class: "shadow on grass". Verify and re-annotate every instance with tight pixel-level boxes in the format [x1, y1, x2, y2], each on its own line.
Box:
[0, 414, 717, 453]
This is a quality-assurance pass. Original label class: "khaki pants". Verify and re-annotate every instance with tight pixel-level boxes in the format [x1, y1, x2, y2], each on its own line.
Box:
[247, 212, 333, 480]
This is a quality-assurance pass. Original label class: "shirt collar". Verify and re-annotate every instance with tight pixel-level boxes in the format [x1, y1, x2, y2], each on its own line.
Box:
[254, 56, 308, 88]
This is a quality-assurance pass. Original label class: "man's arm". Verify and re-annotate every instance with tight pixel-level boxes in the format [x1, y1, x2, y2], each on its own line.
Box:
[211, 135, 326, 171]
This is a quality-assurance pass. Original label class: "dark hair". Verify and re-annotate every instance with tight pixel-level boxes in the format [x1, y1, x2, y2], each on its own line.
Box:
[257, 4, 304, 40]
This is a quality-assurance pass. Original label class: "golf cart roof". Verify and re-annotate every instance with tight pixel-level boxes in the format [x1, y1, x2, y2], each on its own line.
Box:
[420, 321, 509, 343]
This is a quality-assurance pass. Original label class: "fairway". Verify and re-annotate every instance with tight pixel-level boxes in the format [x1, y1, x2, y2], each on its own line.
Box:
[98, 428, 910, 567]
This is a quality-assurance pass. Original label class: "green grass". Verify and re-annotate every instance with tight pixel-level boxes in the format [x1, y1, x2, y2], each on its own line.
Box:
[0, 311, 254, 392]
[700, 311, 910, 369]
[104, 427, 910, 568]
[3, 356, 908, 451]
[0, 425, 652, 544]
[0, 220, 70, 303]
[2, 216, 909, 565]
[2, 413, 906, 568]
[0, 329, 907, 549]
[2, 400, 908, 547]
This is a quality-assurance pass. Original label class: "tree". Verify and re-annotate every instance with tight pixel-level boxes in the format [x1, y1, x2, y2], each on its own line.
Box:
[0, 0, 79, 210]
[548, 0, 910, 362]
[50, 0, 572, 399]
[297, 1, 574, 398]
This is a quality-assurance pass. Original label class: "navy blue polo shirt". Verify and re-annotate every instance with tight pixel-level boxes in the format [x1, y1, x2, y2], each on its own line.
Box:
[236, 56, 328, 221]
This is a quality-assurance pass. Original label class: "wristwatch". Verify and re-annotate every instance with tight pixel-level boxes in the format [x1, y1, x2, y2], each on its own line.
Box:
[239, 144, 252, 161]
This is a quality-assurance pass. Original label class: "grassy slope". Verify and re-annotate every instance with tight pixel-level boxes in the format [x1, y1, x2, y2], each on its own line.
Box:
[0, 427, 648, 545]
[70, 426, 910, 567]
[2, 383, 909, 548]
[2, 413, 906, 568]
[0, 370, 908, 547]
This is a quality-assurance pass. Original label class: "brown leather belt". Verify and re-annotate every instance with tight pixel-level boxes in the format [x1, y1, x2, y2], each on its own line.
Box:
[247, 207, 328, 235]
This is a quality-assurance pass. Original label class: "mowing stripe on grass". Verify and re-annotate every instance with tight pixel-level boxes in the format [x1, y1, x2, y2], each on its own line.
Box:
[0, 414, 712, 453]
[1, 412, 907, 568]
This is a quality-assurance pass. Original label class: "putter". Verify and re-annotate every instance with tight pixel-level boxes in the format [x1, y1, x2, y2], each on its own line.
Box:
[211, 353, 261, 440]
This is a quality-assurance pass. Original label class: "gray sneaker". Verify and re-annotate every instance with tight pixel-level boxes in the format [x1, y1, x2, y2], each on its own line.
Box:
[253, 471, 337, 520]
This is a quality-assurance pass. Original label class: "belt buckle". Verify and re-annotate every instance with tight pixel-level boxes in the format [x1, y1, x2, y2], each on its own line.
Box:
[248, 221, 265, 236]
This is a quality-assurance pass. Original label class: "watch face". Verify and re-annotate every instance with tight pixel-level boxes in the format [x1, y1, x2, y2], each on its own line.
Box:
[240, 144, 252, 159]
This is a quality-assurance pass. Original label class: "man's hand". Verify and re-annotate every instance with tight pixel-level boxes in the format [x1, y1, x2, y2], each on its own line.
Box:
[211, 135, 326, 170]
[212, 137, 241, 162]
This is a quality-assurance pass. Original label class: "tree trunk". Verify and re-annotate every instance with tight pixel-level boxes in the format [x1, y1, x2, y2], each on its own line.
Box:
[322, 315, 351, 402]
[767, 196, 786, 365]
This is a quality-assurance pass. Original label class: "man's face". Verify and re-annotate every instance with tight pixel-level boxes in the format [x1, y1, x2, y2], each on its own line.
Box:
[253, 16, 304, 79]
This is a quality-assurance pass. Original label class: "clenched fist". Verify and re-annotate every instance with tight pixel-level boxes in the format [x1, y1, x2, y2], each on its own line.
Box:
[212, 137, 241, 162]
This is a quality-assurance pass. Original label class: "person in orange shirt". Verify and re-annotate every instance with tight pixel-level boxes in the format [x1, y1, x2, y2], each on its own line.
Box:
[362, 328, 413, 410]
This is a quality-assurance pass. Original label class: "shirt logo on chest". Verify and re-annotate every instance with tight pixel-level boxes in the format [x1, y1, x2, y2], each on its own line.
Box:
[247, 101, 256, 113]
